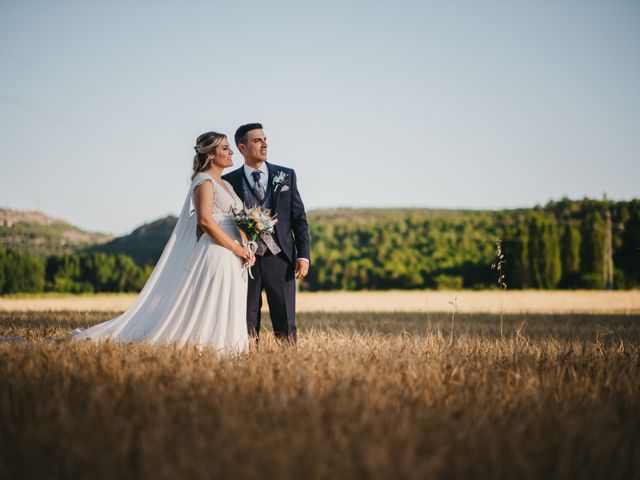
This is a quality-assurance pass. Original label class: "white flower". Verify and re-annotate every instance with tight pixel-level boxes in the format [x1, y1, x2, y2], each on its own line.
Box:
[272, 171, 288, 192]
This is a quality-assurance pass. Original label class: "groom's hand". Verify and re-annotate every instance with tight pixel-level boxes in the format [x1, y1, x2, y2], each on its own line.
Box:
[295, 259, 309, 279]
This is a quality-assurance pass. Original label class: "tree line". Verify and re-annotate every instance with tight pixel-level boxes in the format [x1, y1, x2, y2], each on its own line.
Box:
[0, 250, 152, 294]
[498, 198, 639, 290]
[1, 198, 638, 293]
[304, 199, 640, 291]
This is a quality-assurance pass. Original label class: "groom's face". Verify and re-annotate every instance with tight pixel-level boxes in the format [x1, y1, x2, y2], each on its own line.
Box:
[241, 129, 268, 163]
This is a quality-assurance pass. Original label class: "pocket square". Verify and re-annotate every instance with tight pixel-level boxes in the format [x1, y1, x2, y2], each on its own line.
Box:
[280, 185, 290, 192]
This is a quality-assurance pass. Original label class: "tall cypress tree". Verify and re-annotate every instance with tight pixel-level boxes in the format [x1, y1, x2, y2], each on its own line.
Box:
[503, 223, 529, 288]
[528, 214, 561, 289]
[580, 210, 605, 289]
[560, 223, 581, 288]
[528, 214, 546, 288]
[617, 200, 640, 288]
[544, 221, 562, 289]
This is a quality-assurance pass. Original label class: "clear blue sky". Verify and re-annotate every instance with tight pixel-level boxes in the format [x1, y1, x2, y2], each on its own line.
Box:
[1, 0, 638, 235]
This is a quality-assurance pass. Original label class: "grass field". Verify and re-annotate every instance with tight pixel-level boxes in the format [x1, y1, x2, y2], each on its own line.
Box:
[1, 309, 639, 479]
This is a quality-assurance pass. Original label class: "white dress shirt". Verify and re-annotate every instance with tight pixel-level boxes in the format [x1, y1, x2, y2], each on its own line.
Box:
[243, 163, 269, 192]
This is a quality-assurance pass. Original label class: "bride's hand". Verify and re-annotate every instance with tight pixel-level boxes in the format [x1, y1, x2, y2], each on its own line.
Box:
[242, 243, 255, 268]
[243, 254, 255, 268]
[233, 244, 252, 261]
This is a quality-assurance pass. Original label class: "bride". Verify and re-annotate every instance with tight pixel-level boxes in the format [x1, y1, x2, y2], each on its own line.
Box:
[73, 131, 254, 353]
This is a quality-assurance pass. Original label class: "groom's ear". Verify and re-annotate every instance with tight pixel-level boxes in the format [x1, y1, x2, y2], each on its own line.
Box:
[237, 143, 246, 155]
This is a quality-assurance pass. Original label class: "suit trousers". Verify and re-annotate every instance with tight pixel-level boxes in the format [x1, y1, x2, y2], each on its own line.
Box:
[247, 251, 297, 343]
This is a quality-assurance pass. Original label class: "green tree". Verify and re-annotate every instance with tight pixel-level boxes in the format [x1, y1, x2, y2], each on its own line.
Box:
[46, 254, 85, 293]
[580, 210, 605, 289]
[559, 223, 581, 288]
[0, 249, 5, 293]
[544, 221, 562, 289]
[526, 214, 561, 289]
[1, 250, 45, 293]
[502, 223, 529, 289]
[616, 200, 640, 288]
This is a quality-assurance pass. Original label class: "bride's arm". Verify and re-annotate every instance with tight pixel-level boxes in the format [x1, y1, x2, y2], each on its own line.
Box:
[194, 182, 250, 261]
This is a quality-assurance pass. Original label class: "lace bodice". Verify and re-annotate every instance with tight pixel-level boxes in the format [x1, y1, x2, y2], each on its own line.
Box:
[192, 173, 243, 220]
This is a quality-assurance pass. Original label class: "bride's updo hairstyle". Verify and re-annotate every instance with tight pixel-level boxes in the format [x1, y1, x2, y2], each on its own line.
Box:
[192, 131, 226, 179]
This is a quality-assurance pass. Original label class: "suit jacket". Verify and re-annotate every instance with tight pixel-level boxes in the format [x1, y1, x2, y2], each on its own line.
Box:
[223, 162, 310, 264]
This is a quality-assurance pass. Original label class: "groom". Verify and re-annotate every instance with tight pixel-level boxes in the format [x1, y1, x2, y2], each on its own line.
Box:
[223, 123, 310, 344]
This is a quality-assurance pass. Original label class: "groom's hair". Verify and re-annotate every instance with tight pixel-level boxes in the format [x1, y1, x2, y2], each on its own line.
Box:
[235, 123, 263, 147]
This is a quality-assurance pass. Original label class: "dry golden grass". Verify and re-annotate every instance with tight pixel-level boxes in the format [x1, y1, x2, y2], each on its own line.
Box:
[1, 310, 639, 479]
[1, 290, 639, 313]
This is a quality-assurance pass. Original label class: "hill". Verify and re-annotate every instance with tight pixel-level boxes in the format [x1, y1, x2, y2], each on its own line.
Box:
[87, 216, 177, 266]
[0, 209, 112, 256]
[308, 208, 498, 225]
[85, 208, 496, 265]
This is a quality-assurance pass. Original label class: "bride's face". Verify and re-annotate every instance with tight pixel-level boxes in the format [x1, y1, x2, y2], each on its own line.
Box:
[209, 139, 234, 168]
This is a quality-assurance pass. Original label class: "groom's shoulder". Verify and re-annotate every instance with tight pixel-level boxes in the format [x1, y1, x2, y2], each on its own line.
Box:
[268, 163, 295, 174]
[222, 166, 243, 180]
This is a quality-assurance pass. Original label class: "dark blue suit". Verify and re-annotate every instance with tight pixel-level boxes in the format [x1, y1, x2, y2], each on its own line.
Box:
[223, 162, 310, 342]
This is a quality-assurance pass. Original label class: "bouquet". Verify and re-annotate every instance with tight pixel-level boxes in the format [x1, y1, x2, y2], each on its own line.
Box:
[232, 206, 278, 254]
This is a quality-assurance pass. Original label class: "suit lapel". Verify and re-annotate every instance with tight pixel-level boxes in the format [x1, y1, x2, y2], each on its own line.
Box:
[267, 163, 280, 212]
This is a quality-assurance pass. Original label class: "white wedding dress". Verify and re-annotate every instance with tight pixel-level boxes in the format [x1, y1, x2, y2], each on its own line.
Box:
[73, 173, 249, 353]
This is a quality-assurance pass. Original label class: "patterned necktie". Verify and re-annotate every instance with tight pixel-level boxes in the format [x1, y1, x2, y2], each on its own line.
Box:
[251, 170, 265, 202]
[248, 169, 281, 256]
